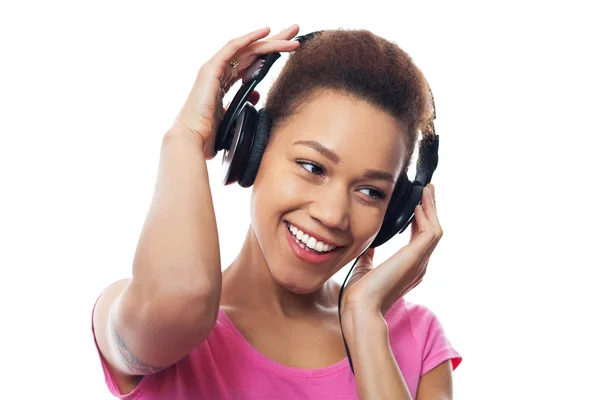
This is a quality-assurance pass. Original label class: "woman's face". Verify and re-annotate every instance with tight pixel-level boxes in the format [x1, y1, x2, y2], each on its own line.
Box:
[250, 90, 407, 294]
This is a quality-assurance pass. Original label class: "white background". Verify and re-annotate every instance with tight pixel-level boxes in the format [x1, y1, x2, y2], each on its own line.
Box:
[1, 0, 598, 398]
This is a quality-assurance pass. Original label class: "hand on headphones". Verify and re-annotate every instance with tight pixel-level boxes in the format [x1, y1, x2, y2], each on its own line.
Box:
[169, 25, 300, 160]
[339, 184, 442, 320]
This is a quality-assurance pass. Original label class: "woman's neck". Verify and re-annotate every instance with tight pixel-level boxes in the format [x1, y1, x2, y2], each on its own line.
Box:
[221, 224, 339, 319]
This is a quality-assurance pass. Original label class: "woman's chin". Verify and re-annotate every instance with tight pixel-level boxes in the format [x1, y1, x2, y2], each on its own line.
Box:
[281, 279, 321, 295]
[272, 269, 323, 295]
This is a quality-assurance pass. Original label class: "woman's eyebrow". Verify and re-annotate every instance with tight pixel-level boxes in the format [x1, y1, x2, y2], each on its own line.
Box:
[294, 140, 340, 163]
[293, 140, 395, 183]
[362, 169, 394, 183]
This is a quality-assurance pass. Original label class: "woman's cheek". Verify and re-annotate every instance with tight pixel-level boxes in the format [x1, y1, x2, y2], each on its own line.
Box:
[280, 173, 312, 199]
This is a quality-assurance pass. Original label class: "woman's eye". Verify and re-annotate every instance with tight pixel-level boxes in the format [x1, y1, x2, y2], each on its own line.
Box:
[297, 161, 325, 176]
[296, 160, 387, 201]
[358, 187, 387, 200]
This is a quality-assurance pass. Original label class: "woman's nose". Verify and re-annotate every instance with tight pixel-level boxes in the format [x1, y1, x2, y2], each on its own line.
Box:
[307, 185, 350, 231]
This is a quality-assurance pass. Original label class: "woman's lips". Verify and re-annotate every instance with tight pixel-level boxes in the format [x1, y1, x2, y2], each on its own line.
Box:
[285, 222, 342, 264]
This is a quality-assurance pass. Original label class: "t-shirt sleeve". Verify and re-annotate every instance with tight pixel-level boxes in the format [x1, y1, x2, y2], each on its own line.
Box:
[410, 304, 462, 376]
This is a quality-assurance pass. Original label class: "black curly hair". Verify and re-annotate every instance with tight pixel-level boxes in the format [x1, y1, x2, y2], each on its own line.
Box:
[264, 28, 435, 176]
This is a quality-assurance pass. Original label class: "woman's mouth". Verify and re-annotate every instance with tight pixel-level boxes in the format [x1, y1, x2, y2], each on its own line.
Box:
[284, 221, 343, 264]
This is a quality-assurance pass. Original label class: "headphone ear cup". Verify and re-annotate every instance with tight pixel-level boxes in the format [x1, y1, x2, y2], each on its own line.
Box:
[222, 102, 258, 185]
[370, 174, 424, 248]
[238, 109, 272, 188]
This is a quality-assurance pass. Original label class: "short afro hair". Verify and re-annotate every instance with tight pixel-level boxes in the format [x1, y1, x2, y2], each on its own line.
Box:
[264, 28, 435, 176]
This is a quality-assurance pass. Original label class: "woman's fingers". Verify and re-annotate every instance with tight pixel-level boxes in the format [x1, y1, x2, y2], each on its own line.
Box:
[267, 24, 300, 40]
[242, 39, 300, 59]
[209, 25, 301, 94]
[236, 24, 301, 69]
[249, 24, 300, 57]
[422, 184, 443, 240]
[211, 26, 300, 73]
[410, 204, 437, 249]
[356, 186, 441, 313]
[211, 27, 271, 67]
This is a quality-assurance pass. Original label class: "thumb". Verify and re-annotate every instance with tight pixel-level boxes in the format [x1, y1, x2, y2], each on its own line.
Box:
[357, 247, 375, 268]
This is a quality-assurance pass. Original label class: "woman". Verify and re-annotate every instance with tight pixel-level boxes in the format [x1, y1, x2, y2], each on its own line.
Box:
[92, 25, 461, 399]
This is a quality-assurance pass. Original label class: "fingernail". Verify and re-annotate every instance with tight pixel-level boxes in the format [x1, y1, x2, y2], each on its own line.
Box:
[427, 186, 436, 206]
[423, 187, 430, 200]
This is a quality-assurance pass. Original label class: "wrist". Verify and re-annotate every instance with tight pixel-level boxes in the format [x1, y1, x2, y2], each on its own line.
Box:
[163, 126, 206, 150]
[341, 307, 387, 345]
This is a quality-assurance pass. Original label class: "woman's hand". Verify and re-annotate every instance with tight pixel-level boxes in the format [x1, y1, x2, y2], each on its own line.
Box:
[169, 25, 301, 159]
[340, 184, 442, 319]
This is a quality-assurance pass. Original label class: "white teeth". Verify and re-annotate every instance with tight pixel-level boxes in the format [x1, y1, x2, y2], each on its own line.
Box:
[286, 222, 337, 253]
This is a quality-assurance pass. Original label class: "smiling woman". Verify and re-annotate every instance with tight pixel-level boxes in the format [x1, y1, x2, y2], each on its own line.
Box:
[250, 89, 406, 292]
[91, 26, 461, 400]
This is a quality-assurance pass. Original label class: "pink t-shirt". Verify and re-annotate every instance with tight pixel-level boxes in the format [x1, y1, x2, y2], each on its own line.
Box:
[92, 299, 461, 399]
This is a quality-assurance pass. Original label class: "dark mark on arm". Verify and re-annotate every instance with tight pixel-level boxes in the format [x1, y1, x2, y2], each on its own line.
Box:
[109, 312, 169, 375]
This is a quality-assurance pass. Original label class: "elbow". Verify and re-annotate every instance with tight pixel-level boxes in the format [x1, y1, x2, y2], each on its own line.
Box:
[126, 270, 222, 334]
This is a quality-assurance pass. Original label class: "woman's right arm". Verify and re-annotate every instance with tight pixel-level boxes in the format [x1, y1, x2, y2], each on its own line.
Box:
[92, 25, 301, 389]
[94, 132, 219, 375]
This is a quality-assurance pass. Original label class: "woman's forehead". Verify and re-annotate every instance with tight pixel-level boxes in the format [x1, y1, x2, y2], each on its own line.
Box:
[273, 91, 407, 173]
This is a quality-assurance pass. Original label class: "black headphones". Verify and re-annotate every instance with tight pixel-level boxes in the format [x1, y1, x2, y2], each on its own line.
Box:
[214, 30, 439, 250]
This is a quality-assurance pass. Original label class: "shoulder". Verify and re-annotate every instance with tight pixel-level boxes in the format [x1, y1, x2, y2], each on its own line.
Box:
[384, 298, 440, 337]
[385, 299, 462, 374]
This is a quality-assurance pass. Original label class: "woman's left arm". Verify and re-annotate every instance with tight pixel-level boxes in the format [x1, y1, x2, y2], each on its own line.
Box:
[343, 309, 453, 400]
[342, 309, 412, 399]
[341, 184, 453, 400]
[416, 360, 453, 400]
